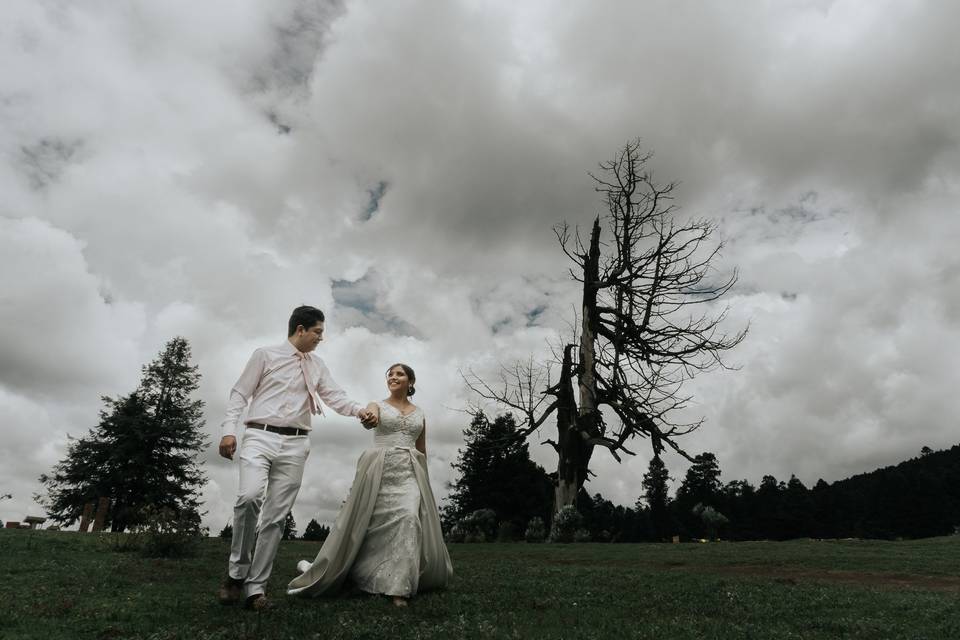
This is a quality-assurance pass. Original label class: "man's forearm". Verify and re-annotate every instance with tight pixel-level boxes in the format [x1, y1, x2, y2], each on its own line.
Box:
[221, 389, 249, 438]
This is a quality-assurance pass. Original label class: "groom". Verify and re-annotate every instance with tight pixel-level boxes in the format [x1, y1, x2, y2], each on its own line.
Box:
[216, 305, 377, 610]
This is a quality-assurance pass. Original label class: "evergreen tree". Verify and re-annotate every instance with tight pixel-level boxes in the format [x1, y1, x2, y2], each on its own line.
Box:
[810, 478, 834, 538]
[904, 468, 952, 537]
[302, 518, 330, 542]
[38, 337, 208, 532]
[640, 455, 673, 541]
[676, 453, 722, 505]
[442, 412, 553, 531]
[754, 474, 786, 539]
[219, 523, 233, 539]
[780, 475, 814, 538]
[37, 424, 117, 527]
[282, 512, 297, 540]
[674, 452, 724, 538]
[721, 479, 758, 540]
[578, 490, 640, 542]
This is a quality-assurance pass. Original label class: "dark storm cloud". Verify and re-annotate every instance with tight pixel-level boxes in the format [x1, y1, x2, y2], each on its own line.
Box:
[332, 269, 421, 336]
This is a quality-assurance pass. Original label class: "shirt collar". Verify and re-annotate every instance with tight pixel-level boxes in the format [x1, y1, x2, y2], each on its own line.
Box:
[283, 340, 305, 358]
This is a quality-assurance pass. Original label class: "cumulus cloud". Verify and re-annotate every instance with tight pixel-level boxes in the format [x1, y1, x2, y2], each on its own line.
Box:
[2, 0, 959, 528]
[0, 217, 144, 399]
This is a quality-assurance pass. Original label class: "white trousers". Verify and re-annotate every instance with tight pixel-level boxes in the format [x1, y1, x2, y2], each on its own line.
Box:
[228, 428, 310, 598]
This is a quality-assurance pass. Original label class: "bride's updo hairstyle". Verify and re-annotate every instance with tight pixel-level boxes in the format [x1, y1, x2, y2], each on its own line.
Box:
[386, 363, 416, 397]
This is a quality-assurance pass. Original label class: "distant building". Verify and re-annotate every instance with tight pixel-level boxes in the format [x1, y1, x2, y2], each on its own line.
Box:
[21, 516, 47, 529]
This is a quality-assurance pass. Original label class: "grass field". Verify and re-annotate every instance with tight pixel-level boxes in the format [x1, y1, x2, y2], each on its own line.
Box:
[2, 529, 960, 639]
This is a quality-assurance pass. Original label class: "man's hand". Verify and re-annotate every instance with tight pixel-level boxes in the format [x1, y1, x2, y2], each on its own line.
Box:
[359, 404, 379, 429]
[219, 435, 237, 460]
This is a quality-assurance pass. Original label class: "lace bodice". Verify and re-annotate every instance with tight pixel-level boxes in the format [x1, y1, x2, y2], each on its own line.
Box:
[373, 401, 423, 449]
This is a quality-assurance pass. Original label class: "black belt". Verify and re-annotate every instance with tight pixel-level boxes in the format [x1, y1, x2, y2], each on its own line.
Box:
[247, 423, 308, 436]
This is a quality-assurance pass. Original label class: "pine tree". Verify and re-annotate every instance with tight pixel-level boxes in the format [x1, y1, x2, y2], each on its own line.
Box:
[640, 455, 673, 541]
[442, 412, 553, 532]
[282, 512, 298, 540]
[781, 474, 814, 538]
[302, 518, 330, 541]
[722, 479, 758, 540]
[674, 452, 724, 538]
[37, 426, 115, 527]
[755, 474, 787, 539]
[38, 337, 208, 532]
[676, 453, 722, 505]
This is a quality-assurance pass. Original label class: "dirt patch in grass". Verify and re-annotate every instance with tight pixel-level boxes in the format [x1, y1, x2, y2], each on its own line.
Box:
[539, 555, 960, 591]
[679, 564, 960, 592]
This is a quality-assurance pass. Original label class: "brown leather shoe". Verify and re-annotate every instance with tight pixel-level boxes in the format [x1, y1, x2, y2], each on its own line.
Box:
[217, 577, 244, 605]
[244, 593, 274, 611]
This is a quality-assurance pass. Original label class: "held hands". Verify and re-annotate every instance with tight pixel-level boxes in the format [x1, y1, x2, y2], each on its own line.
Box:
[218, 435, 237, 460]
[359, 402, 380, 429]
[358, 410, 377, 428]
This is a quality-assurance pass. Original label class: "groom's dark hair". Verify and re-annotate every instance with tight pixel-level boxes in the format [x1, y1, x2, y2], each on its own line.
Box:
[288, 306, 325, 336]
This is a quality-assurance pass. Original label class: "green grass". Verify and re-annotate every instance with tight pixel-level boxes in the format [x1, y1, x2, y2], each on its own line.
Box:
[2, 529, 960, 639]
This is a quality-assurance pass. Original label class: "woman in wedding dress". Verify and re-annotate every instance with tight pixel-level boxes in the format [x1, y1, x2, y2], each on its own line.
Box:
[287, 364, 453, 606]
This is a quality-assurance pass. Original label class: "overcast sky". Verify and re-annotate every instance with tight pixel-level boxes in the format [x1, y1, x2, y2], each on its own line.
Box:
[3, 0, 959, 532]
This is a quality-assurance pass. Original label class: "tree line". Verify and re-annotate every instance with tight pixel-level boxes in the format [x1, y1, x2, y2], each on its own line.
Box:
[218, 514, 331, 542]
[442, 413, 960, 542]
[37, 336, 958, 544]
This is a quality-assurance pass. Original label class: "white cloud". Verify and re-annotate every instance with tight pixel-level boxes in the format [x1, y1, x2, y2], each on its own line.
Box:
[0, 217, 144, 399]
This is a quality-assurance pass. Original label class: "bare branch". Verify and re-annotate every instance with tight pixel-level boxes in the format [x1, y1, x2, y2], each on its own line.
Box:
[462, 138, 746, 510]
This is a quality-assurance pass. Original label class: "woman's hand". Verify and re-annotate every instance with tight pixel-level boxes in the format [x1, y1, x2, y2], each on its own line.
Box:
[359, 402, 380, 429]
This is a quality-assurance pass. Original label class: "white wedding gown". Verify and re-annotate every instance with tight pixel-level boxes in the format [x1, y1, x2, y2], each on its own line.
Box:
[287, 401, 453, 598]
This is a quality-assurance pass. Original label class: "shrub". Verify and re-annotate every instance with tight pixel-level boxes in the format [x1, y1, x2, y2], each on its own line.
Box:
[549, 505, 583, 543]
[692, 503, 730, 541]
[445, 523, 466, 543]
[455, 508, 497, 543]
[101, 531, 142, 553]
[573, 528, 592, 543]
[135, 505, 207, 558]
[464, 530, 487, 543]
[524, 517, 546, 543]
[497, 521, 520, 542]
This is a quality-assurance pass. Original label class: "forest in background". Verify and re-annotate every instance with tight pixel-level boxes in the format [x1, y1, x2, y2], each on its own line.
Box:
[441, 413, 960, 543]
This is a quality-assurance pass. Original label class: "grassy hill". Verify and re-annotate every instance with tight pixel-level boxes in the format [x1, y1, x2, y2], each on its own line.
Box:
[2, 529, 960, 639]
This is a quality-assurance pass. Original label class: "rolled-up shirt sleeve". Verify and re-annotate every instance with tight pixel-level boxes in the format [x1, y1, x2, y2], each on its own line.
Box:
[315, 360, 363, 417]
[220, 349, 265, 438]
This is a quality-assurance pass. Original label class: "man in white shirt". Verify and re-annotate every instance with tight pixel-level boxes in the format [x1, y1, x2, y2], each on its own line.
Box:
[216, 305, 377, 610]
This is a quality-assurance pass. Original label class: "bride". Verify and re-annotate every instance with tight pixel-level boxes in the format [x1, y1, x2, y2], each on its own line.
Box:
[287, 363, 453, 606]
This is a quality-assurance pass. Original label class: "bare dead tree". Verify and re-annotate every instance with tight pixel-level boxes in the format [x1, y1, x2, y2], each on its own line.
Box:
[464, 140, 747, 516]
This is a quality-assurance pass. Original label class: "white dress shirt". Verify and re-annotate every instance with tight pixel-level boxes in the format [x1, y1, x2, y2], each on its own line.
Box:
[221, 341, 362, 438]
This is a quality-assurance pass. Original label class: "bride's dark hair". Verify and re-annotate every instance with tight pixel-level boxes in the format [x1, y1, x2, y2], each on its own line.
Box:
[386, 363, 416, 397]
